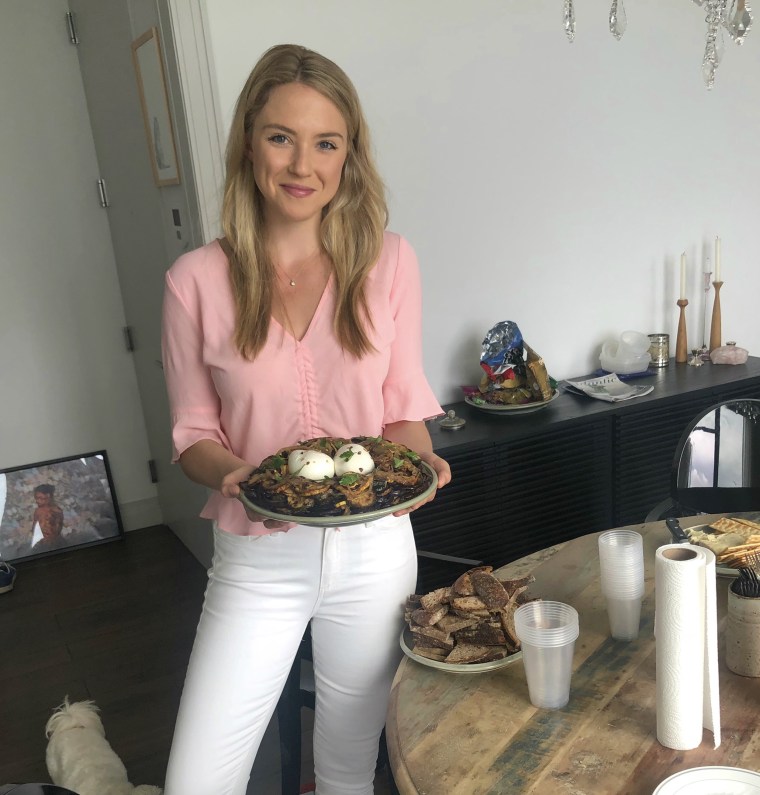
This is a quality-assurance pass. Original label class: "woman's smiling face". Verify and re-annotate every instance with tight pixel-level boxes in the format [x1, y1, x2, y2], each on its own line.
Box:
[248, 82, 349, 227]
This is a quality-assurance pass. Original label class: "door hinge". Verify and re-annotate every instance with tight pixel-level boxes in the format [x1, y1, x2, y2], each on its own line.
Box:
[148, 459, 158, 484]
[123, 326, 135, 352]
[97, 178, 110, 208]
[66, 11, 80, 45]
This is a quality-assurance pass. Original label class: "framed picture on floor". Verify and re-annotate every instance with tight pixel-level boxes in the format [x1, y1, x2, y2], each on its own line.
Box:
[0, 450, 124, 563]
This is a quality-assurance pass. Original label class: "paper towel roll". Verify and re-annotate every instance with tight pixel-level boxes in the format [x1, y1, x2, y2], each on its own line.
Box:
[655, 543, 720, 750]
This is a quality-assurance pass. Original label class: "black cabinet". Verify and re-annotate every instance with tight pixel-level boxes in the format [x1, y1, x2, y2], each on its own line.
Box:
[412, 358, 760, 589]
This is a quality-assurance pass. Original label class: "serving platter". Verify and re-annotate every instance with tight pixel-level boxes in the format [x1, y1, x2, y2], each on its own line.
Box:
[685, 522, 756, 579]
[400, 628, 522, 674]
[238, 462, 438, 527]
[652, 766, 760, 794]
[464, 390, 559, 415]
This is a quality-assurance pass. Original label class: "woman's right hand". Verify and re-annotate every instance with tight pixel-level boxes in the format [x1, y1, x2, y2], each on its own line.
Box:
[221, 463, 291, 530]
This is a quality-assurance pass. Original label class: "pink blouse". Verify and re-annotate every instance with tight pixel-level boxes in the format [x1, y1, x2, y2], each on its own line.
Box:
[161, 231, 443, 535]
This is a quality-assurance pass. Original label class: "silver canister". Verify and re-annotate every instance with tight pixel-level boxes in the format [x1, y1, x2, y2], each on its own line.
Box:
[648, 333, 669, 367]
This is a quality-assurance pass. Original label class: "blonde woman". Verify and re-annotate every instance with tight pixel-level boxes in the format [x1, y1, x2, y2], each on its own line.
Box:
[161, 44, 450, 795]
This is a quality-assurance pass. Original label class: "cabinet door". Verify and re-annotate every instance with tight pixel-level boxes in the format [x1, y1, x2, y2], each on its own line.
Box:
[411, 421, 612, 590]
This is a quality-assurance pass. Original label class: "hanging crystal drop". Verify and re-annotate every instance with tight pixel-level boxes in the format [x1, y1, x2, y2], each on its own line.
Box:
[727, 0, 753, 42]
[563, 0, 576, 42]
[715, 25, 726, 62]
[701, 0, 722, 88]
[702, 57, 716, 88]
[609, 0, 627, 39]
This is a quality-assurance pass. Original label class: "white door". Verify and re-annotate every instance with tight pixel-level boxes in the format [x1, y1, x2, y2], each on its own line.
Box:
[0, 0, 159, 531]
[66, 0, 213, 565]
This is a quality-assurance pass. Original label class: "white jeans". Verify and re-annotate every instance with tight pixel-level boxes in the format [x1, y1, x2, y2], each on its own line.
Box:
[164, 514, 417, 795]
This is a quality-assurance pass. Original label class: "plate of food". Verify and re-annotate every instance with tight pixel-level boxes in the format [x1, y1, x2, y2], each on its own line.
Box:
[464, 389, 560, 415]
[674, 516, 760, 577]
[401, 565, 533, 673]
[238, 436, 437, 527]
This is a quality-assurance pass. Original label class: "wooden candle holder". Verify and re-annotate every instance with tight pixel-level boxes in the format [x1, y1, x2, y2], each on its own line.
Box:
[709, 281, 723, 352]
[676, 299, 689, 363]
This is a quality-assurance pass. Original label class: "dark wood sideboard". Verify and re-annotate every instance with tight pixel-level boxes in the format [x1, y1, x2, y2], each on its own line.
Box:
[411, 357, 760, 590]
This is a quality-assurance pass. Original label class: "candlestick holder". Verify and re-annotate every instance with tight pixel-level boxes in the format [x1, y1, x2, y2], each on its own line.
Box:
[676, 299, 689, 363]
[709, 281, 724, 352]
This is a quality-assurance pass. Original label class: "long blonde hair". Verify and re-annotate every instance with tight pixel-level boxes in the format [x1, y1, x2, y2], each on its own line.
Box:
[221, 44, 388, 359]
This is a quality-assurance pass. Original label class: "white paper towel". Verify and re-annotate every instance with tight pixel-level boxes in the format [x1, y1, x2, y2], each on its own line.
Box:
[654, 543, 721, 750]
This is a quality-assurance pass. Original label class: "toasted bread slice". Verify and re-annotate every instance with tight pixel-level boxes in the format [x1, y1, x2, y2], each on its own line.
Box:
[445, 643, 507, 664]
[436, 613, 480, 633]
[496, 574, 536, 596]
[471, 571, 510, 609]
[452, 566, 494, 596]
[410, 604, 448, 627]
[410, 629, 454, 650]
[451, 595, 488, 612]
[419, 587, 452, 610]
[454, 621, 506, 646]
[412, 645, 449, 661]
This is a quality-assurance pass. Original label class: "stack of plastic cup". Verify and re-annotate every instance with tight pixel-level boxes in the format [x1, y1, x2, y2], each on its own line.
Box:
[514, 601, 579, 709]
[598, 529, 645, 641]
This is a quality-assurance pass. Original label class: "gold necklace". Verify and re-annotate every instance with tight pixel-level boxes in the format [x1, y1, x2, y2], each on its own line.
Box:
[275, 251, 320, 288]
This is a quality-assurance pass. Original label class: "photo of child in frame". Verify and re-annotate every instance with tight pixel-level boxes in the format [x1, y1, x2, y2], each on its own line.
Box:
[0, 451, 123, 563]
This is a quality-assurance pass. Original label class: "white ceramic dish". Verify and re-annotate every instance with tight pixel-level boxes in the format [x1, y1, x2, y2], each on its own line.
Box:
[652, 766, 760, 794]
[464, 390, 559, 415]
[400, 628, 522, 674]
[239, 462, 437, 527]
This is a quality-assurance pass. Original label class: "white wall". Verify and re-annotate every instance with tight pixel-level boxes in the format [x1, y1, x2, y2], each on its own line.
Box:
[0, 0, 158, 529]
[194, 0, 760, 404]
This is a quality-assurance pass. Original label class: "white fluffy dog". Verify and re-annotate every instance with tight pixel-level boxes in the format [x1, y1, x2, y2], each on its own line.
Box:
[45, 697, 163, 795]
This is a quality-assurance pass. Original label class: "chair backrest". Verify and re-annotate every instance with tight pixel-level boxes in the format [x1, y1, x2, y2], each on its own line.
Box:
[671, 398, 760, 514]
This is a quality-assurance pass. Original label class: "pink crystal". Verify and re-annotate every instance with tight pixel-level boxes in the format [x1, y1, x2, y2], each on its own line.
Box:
[710, 344, 749, 365]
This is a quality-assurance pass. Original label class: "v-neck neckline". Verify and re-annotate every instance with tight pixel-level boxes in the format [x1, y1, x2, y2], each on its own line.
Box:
[271, 271, 334, 344]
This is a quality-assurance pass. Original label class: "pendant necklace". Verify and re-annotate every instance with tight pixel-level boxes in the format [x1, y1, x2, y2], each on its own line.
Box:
[276, 251, 319, 288]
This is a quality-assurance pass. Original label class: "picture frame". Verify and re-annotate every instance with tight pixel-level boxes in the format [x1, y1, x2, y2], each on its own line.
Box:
[131, 27, 180, 187]
[0, 450, 124, 564]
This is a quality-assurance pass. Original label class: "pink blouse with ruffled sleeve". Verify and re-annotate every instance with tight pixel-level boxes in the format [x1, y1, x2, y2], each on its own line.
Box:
[161, 231, 443, 535]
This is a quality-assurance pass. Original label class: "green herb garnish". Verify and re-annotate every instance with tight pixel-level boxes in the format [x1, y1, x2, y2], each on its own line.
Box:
[339, 449, 355, 461]
[404, 451, 421, 463]
[339, 473, 359, 486]
[393, 457, 403, 469]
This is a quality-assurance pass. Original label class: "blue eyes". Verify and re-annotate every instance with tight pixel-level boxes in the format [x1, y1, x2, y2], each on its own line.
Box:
[266, 135, 338, 151]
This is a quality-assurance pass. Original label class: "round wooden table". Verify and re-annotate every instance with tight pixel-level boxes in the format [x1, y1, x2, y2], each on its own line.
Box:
[386, 515, 760, 795]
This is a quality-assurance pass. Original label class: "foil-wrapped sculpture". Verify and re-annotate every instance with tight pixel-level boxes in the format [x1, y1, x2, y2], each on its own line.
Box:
[466, 320, 553, 405]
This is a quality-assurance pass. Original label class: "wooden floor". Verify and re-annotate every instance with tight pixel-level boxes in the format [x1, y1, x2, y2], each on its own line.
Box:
[0, 525, 394, 794]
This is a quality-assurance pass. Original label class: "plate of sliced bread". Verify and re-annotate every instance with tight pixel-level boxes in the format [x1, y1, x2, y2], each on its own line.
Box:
[401, 566, 534, 673]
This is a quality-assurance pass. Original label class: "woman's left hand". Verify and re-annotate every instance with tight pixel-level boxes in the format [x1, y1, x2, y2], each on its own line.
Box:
[393, 451, 451, 516]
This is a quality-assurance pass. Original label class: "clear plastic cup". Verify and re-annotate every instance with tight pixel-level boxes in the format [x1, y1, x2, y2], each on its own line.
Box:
[514, 601, 579, 709]
[605, 595, 642, 641]
[598, 529, 645, 599]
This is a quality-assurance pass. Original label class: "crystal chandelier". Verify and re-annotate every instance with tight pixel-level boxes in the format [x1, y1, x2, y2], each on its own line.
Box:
[562, 0, 753, 88]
